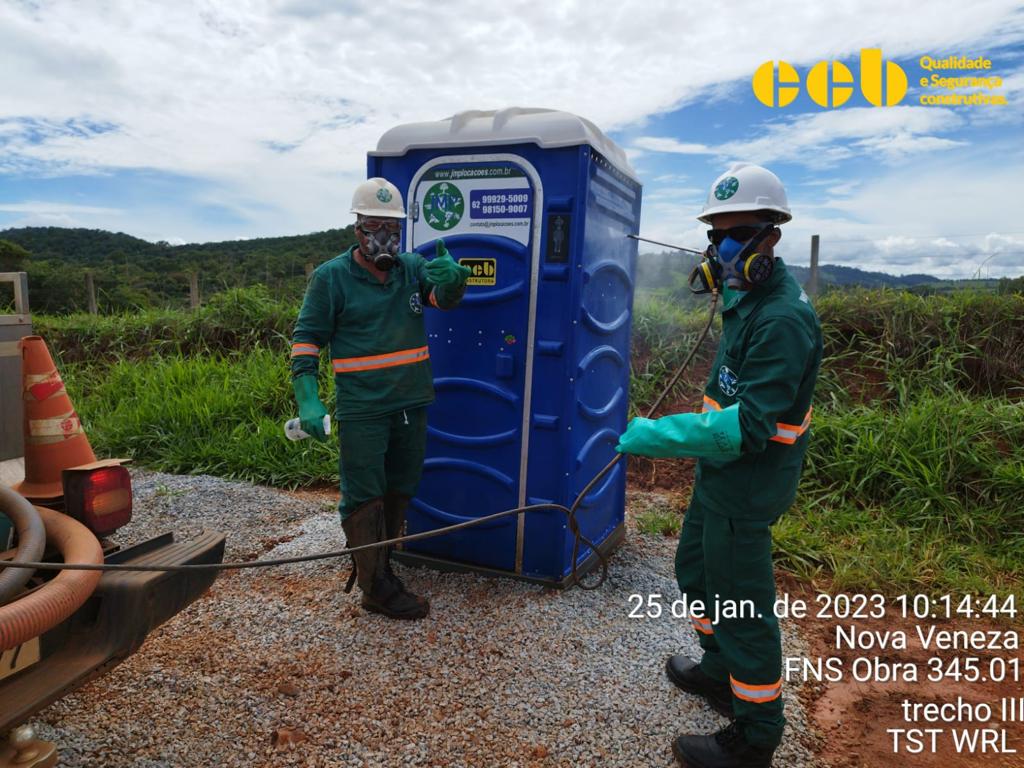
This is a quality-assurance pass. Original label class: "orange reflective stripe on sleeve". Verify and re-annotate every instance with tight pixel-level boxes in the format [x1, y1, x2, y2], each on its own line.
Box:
[290, 343, 320, 358]
[770, 406, 813, 445]
[702, 395, 722, 412]
[691, 615, 714, 635]
[333, 345, 430, 374]
[730, 676, 782, 703]
[428, 289, 440, 309]
[703, 396, 812, 445]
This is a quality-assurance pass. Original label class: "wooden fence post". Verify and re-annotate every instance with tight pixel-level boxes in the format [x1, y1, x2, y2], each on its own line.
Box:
[190, 272, 200, 310]
[807, 235, 820, 297]
[85, 271, 98, 315]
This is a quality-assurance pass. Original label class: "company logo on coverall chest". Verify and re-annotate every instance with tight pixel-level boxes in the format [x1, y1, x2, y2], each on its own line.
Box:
[408, 292, 423, 314]
[719, 365, 739, 396]
[752, 48, 1007, 108]
[424, 182, 465, 231]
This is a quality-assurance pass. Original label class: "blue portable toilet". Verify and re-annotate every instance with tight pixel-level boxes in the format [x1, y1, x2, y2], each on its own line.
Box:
[369, 108, 642, 585]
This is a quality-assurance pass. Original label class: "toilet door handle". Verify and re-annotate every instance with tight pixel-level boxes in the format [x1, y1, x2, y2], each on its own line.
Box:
[496, 353, 515, 379]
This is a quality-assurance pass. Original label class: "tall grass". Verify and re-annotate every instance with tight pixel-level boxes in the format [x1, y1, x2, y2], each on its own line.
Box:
[35, 285, 296, 365]
[62, 348, 337, 488]
[774, 393, 1024, 594]
[629, 294, 718, 416]
[814, 289, 1024, 406]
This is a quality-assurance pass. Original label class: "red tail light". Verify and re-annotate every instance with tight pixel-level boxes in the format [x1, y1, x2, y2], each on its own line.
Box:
[62, 463, 133, 536]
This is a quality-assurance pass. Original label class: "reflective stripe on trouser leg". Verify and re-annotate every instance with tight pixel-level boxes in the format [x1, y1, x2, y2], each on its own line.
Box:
[674, 496, 728, 683]
[703, 509, 786, 749]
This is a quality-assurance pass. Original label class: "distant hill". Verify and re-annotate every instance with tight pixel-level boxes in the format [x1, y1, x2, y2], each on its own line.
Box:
[634, 249, 946, 301]
[0, 226, 357, 313]
[783, 263, 940, 288]
[0, 226, 1002, 315]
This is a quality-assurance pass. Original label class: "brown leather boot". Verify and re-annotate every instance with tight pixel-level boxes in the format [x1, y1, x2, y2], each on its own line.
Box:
[381, 492, 429, 612]
[341, 498, 428, 620]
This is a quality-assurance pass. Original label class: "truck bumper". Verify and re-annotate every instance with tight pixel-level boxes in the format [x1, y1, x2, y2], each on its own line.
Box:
[0, 530, 226, 733]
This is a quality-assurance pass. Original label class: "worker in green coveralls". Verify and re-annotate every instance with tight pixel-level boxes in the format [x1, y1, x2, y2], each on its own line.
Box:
[290, 178, 471, 621]
[616, 163, 822, 768]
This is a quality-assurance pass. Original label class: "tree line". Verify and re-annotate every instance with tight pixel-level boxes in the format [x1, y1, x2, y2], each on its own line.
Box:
[0, 226, 357, 314]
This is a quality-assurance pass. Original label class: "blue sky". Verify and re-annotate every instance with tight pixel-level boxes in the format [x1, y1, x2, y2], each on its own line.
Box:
[1, 0, 1022, 278]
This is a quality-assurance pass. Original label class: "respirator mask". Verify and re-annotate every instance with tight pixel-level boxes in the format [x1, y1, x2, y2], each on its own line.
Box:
[357, 216, 402, 271]
[689, 223, 777, 294]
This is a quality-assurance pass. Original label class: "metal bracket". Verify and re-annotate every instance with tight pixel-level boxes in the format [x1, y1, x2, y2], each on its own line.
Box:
[0, 273, 30, 327]
[0, 725, 57, 768]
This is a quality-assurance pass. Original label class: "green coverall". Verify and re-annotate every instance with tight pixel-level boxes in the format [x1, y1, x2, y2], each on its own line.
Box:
[290, 245, 466, 518]
[622, 258, 822, 749]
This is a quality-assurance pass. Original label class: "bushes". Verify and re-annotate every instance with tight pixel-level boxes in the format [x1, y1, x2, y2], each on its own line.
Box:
[35, 285, 296, 365]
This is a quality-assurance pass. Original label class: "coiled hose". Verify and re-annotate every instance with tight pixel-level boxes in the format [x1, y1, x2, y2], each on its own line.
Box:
[0, 504, 103, 650]
[0, 486, 46, 605]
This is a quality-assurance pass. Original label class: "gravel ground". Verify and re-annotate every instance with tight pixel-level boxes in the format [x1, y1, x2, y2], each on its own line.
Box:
[31, 470, 827, 767]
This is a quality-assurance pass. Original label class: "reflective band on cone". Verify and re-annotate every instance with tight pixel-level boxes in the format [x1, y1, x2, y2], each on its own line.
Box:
[28, 412, 83, 439]
[13, 336, 98, 500]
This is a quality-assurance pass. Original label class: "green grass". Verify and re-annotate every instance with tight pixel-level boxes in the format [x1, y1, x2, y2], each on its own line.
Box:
[629, 294, 719, 417]
[62, 348, 337, 488]
[35, 285, 297, 366]
[775, 393, 1024, 596]
[636, 500, 683, 537]
[814, 288, 1024, 404]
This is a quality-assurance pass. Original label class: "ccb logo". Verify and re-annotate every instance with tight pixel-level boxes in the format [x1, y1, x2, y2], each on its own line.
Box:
[753, 49, 907, 108]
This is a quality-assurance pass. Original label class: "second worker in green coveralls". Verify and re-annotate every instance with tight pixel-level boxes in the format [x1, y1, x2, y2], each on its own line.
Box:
[616, 163, 822, 768]
[290, 178, 471, 621]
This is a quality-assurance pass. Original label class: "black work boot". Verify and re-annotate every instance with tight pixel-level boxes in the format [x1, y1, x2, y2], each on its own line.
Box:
[672, 722, 776, 768]
[666, 656, 734, 718]
[341, 499, 428, 620]
[382, 492, 429, 612]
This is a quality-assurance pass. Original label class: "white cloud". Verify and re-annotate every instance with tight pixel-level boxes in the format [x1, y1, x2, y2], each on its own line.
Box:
[643, 186, 705, 200]
[633, 137, 713, 155]
[5, 212, 83, 229]
[1, 0, 1022, 241]
[774, 158, 1024, 278]
[0, 201, 122, 215]
[635, 107, 969, 169]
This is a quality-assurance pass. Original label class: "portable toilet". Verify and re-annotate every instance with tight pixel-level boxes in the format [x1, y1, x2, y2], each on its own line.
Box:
[369, 108, 642, 586]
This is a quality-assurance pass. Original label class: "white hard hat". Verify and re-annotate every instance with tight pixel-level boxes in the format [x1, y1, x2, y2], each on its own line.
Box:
[698, 162, 791, 224]
[350, 178, 406, 218]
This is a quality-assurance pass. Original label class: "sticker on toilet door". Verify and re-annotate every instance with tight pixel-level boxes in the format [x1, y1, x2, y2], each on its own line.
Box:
[414, 162, 534, 246]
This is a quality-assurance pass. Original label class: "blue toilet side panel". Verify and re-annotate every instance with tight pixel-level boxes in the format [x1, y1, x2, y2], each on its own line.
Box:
[559, 149, 641, 579]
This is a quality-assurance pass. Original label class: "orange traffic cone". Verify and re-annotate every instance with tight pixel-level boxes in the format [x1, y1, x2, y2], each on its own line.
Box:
[12, 336, 97, 500]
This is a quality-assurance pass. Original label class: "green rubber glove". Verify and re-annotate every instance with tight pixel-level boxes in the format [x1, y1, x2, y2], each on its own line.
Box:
[292, 374, 329, 441]
[615, 404, 742, 460]
[424, 240, 472, 287]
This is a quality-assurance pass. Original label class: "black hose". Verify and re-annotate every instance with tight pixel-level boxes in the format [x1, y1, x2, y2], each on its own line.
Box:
[0, 291, 719, 589]
[0, 486, 47, 604]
